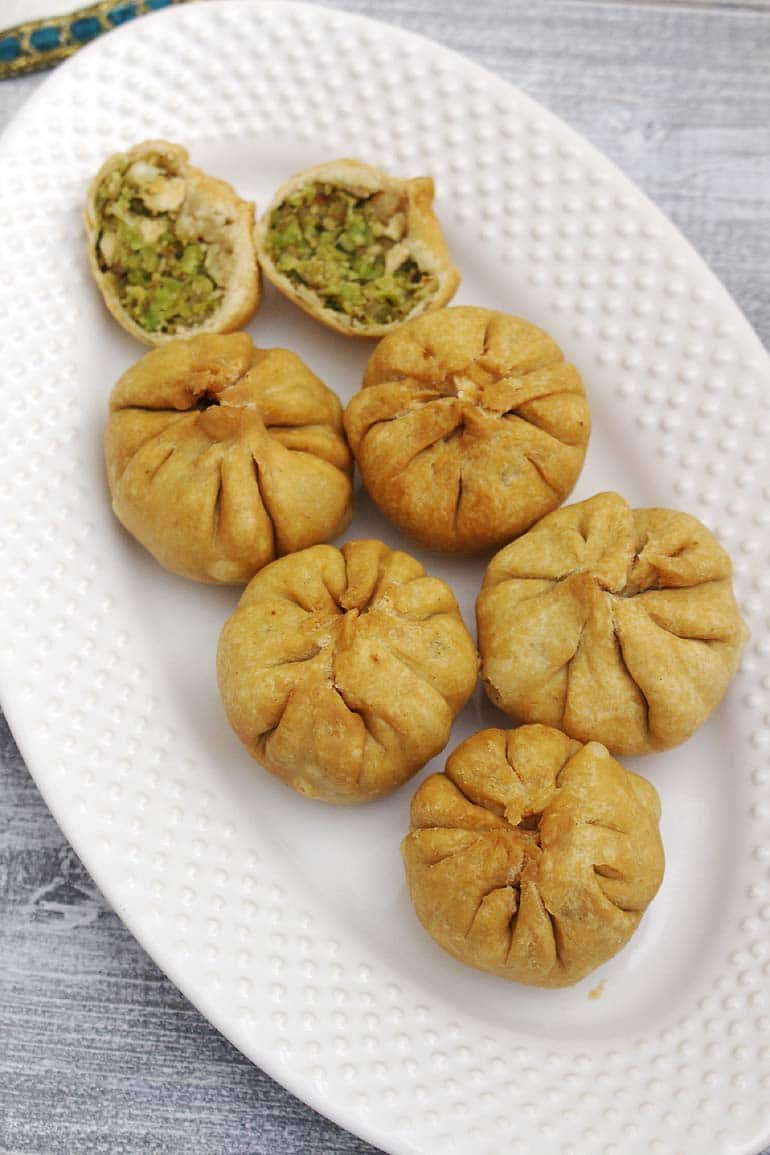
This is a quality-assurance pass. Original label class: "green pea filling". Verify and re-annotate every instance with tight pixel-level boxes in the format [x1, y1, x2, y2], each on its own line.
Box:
[265, 182, 439, 327]
[94, 155, 225, 334]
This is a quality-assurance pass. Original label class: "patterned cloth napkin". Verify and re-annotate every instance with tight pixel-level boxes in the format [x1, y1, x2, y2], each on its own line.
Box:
[0, 0, 197, 78]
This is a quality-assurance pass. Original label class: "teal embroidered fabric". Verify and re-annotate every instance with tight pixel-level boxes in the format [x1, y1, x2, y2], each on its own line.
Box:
[0, 0, 194, 78]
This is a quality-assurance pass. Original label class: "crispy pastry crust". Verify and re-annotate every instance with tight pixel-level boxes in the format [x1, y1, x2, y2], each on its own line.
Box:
[105, 332, 353, 583]
[477, 491, 750, 755]
[85, 139, 261, 345]
[216, 539, 479, 803]
[255, 158, 460, 338]
[402, 724, 665, 987]
[344, 306, 591, 551]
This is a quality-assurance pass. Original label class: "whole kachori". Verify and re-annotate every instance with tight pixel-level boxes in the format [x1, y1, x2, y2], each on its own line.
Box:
[105, 332, 352, 583]
[216, 539, 479, 803]
[477, 491, 749, 755]
[402, 724, 665, 987]
[344, 306, 591, 551]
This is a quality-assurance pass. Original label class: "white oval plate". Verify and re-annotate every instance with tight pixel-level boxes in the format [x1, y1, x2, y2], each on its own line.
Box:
[1, 4, 769, 1154]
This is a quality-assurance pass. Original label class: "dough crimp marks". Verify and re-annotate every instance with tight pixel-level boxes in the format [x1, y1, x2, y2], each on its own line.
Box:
[105, 332, 353, 584]
[477, 491, 750, 755]
[402, 724, 664, 987]
[344, 306, 591, 552]
[216, 538, 479, 803]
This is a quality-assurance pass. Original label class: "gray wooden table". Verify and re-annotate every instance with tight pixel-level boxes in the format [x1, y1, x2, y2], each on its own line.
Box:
[1, 1, 769, 1152]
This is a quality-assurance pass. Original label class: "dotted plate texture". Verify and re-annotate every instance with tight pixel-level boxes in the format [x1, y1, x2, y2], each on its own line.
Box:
[1, 4, 769, 1155]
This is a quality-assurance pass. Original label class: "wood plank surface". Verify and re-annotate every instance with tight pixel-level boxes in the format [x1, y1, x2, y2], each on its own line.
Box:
[1, 1, 769, 1152]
